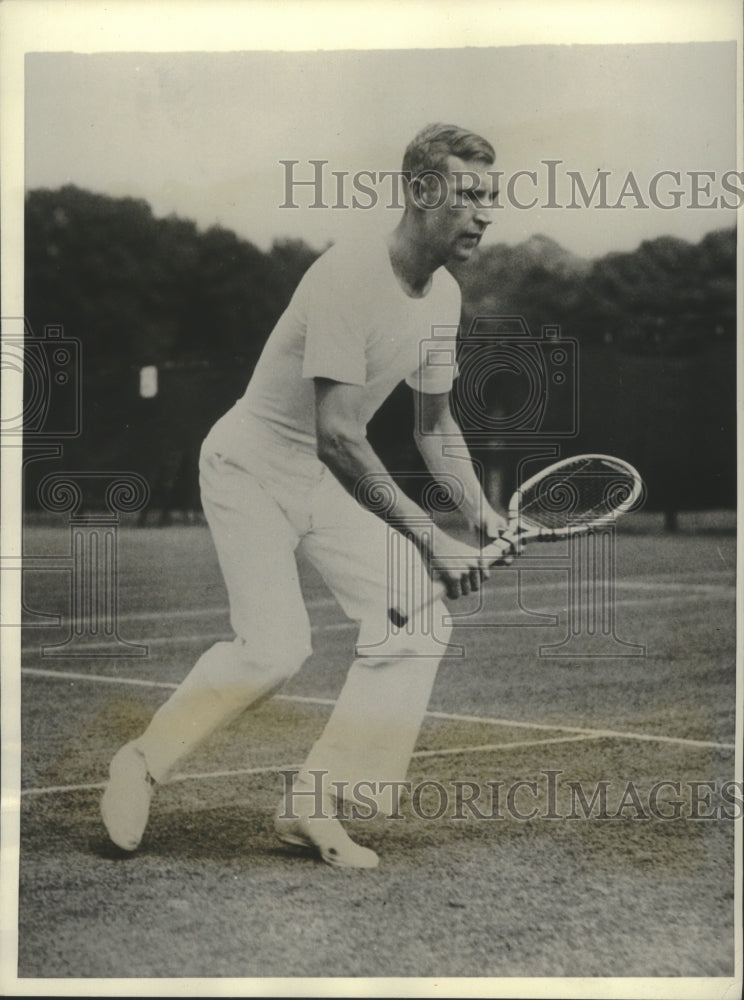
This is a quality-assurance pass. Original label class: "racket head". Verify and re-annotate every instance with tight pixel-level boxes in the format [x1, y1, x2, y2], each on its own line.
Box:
[508, 453, 644, 540]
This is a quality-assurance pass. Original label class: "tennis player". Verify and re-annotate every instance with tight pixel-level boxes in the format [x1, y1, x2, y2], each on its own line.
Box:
[102, 123, 512, 868]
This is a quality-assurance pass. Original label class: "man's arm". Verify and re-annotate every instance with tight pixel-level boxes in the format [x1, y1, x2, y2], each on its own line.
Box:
[412, 388, 508, 542]
[314, 377, 490, 599]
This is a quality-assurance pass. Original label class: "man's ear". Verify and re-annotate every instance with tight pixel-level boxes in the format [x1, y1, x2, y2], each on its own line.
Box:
[410, 171, 447, 210]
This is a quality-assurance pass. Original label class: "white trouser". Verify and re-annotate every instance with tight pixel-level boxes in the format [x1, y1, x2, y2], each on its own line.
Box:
[136, 415, 452, 812]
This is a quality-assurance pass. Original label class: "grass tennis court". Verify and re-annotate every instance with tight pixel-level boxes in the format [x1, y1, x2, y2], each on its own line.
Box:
[10, 512, 740, 988]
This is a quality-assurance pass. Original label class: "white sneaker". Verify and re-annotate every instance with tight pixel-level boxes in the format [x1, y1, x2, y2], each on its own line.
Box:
[274, 796, 379, 869]
[101, 743, 155, 851]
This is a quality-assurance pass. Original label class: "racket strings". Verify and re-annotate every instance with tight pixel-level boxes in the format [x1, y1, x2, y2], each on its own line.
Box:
[517, 457, 638, 532]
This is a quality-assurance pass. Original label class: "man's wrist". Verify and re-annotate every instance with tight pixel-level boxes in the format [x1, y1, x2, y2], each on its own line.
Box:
[474, 506, 509, 542]
[406, 520, 438, 557]
[382, 505, 435, 546]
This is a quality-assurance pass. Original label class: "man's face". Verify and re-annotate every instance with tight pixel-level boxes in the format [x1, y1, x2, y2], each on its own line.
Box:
[416, 155, 496, 263]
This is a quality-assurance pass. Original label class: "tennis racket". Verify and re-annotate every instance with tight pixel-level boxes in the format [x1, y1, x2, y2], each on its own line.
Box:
[388, 453, 644, 626]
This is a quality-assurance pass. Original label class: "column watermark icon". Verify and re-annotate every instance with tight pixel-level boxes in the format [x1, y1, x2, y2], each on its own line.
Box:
[34, 472, 150, 657]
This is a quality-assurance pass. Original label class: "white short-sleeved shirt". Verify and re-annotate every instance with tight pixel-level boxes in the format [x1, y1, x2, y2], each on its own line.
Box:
[207, 236, 461, 463]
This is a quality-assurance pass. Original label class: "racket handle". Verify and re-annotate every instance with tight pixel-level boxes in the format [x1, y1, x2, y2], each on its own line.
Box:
[388, 579, 448, 628]
[387, 534, 517, 627]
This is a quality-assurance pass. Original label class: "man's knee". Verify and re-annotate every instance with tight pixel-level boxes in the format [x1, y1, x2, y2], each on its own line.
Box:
[231, 634, 311, 686]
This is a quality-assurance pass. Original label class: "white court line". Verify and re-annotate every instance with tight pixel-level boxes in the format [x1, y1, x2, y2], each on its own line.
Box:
[113, 596, 337, 622]
[23, 667, 182, 691]
[18, 736, 600, 797]
[20, 622, 351, 654]
[425, 710, 736, 751]
[21, 667, 339, 702]
[21, 782, 108, 796]
[19, 596, 336, 628]
[18, 576, 735, 633]
[19, 585, 735, 652]
[19, 763, 302, 798]
[516, 594, 733, 614]
[612, 580, 735, 595]
[410, 733, 599, 758]
[21, 666, 736, 752]
[17, 726, 725, 798]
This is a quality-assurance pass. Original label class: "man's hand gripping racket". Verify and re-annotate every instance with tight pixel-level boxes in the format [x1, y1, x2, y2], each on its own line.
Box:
[389, 454, 644, 627]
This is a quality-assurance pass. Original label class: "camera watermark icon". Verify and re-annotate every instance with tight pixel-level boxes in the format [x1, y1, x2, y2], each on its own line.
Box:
[1, 317, 82, 439]
[449, 316, 578, 441]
